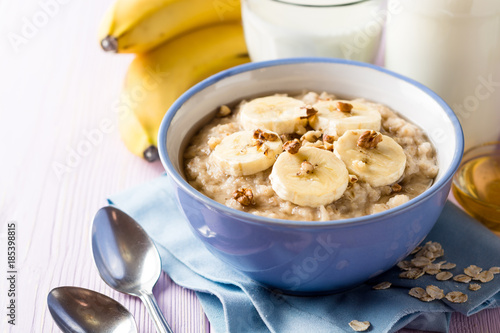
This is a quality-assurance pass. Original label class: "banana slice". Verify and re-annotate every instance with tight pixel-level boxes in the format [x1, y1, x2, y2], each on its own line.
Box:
[239, 96, 307, 134]
[310, 100, 381, 136]
[210, 129, 283, 176]
[270, 147, 349, 207]
[334, 130, 406, 187]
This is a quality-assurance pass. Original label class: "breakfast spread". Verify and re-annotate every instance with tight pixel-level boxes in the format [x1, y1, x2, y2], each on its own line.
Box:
[183, 91, 439, 221]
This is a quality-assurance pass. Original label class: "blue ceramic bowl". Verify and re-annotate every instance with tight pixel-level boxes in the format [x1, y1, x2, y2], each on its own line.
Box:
[158, 58, 463, 294]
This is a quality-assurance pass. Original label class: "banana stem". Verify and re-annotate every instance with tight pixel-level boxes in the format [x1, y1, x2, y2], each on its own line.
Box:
[101, 36, 118, 52]
[143, 146, 159, 162]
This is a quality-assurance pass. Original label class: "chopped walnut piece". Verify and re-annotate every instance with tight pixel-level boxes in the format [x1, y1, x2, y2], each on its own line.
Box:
[283, 139, 301, 154]
[297, 161, 314, 176]
[254, 139, 265, 150]
[233, 188, 254, 206]
[336, 101, 353, 113]
[349, 175, 358, 184]
[357, 130, 383, 149]
[323, 134, 335, 144]
[253, 129, 279, 142]
[300, 105, 319, 119]
[391, 184, 402, 192]
[216, 105, 232, 117]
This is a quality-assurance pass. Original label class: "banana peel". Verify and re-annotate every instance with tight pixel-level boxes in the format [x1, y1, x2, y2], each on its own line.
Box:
[118, 22, 250, 161]
[99, 0, 242, 53]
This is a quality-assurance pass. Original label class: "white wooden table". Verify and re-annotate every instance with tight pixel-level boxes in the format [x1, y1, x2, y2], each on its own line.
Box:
[0, 0, 498, 332]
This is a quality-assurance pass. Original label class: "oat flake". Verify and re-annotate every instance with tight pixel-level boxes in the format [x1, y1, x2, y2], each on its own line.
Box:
[464, 265, 482, 277]
[436, 271, 453, 281]
[426, 285, 444, 299]
[469, 283, 481, 291]
[409, 287, 427, 299]
[373, 281, 392, 290]
[446, 291, 468, 303]
[475, 270, 494, 283]
[453, 274, 472, 283]
[349, 320, 370, 332]
[489, 267, 500, 274]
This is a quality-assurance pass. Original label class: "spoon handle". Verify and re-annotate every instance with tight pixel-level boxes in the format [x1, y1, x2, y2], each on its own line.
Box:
[139, 292, 174, 333]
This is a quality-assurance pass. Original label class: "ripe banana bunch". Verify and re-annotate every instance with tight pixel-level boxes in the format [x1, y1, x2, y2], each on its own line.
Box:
[119, 23, 250, 160]
[99, 0, 241, 53]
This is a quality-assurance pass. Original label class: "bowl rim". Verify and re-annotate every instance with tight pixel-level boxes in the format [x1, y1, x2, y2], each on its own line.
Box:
[158, 57, 464, 228]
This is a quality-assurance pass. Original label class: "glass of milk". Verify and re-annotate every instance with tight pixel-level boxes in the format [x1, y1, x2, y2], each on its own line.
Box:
[242, 0, 386, 63]
[385, 0, 500, 150]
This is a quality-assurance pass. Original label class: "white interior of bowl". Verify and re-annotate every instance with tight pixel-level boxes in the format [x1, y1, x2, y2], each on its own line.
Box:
[165, 61, 461, 188]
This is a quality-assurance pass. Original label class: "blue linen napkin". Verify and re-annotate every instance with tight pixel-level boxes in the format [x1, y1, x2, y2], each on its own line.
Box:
[108, 175, 500, 333]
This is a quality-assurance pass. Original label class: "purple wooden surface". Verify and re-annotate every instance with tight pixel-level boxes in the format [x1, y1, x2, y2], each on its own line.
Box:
[0, 0, 498, 332]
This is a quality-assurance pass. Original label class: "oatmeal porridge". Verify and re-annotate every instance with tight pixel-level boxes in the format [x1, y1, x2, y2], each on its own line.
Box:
[183, 91, 439, 221]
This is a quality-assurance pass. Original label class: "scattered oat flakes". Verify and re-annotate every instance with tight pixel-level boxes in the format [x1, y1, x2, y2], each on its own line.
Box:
[409, 287, 427, 299]
[427, 242, 442, 252]
[440, 262, 456, 270]
[411, 257, 432, 268]
[419, 294, 435, 302]
[436, 271, 453, 281]
[400, 268, 424, 279]
[410, 246, 422, 255]
[453, 274, 472, 283]
[426, 285, 444, 299]
[469, 283, 481, 291]
[397, 260, 412, 270]
[373, 281, 391, 290]
[349, 320, 370, 332]
[475, 270, 494, 283]
[464, 265, 482, 278]
[445, 291, 468, 303]
[424, 263, 441, 275]
[489, 267, 500, 274]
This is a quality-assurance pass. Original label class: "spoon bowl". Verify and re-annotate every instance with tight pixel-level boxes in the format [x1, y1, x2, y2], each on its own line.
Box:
[47, 286, 137, 333]
[92, 206, 173, 333]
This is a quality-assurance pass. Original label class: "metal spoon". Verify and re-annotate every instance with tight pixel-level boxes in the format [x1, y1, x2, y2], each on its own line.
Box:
[47, 286, 137, 333]
[91, 206, 173, 333]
